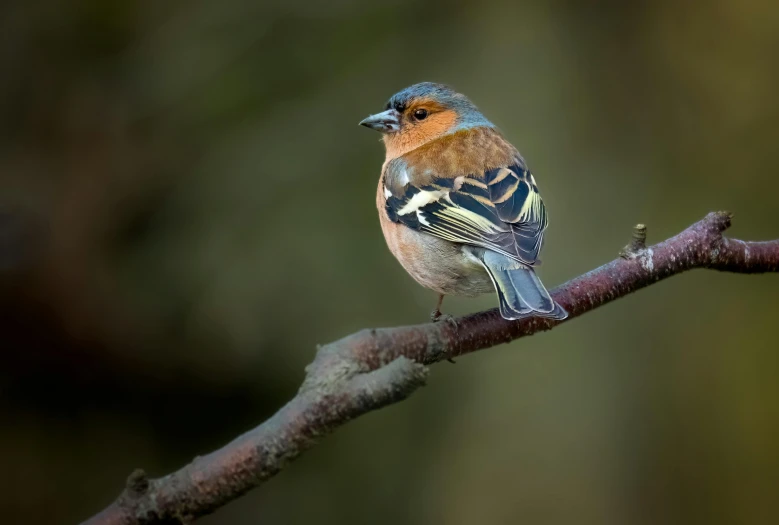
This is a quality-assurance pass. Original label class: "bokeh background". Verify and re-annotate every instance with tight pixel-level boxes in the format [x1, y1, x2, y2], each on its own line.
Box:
[2, 1, 778, 524]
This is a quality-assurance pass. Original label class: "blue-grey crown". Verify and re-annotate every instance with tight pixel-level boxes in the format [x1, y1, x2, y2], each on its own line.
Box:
[385, 82, 493, 131]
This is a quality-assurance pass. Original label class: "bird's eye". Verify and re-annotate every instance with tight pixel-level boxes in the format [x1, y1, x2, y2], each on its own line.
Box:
[413, 108, 429, 121]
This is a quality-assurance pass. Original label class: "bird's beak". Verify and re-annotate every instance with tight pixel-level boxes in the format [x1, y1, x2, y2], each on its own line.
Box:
[359, 109, 401, 133]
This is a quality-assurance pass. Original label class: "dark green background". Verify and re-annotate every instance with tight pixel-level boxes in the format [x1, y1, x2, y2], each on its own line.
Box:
[1, 1, 778, 523]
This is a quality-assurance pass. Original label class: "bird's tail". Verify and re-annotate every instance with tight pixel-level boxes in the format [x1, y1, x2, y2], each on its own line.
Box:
[480, 251, 568, 321]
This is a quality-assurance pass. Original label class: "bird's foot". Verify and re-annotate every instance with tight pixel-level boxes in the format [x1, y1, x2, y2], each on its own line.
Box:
[432, 311, 458, 329]
[431, 294, 448, 323]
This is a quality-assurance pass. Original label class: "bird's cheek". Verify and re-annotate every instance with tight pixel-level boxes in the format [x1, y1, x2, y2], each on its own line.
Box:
[426, 111, 458, 137]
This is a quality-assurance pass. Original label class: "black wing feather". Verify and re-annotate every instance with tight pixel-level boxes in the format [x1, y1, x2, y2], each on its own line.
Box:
[385, 164, 548, 265]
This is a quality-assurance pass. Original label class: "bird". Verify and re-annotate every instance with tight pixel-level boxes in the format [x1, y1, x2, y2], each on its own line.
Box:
[359, 82, 567, 322]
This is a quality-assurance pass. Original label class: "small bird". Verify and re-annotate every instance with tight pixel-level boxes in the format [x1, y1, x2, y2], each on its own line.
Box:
[360, 82, 567, 321]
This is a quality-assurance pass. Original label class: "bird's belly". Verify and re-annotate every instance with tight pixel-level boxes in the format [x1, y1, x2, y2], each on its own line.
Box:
[378, 212, 494, 297]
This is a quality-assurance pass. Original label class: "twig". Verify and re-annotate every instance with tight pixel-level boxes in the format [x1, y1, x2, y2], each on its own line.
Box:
[81, 212, 779, 525]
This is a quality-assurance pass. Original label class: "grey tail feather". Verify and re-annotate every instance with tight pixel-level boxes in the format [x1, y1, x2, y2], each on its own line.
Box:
[482, 263, 568, 321]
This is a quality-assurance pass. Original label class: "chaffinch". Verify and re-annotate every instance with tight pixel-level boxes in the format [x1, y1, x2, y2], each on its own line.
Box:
[360, 82, 567, 321]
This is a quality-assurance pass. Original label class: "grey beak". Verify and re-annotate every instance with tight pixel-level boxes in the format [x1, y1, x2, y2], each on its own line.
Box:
[359, 109, 400, 133]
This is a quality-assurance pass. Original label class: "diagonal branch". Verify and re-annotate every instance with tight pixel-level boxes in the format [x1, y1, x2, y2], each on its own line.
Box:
[81, 211, 779, 525]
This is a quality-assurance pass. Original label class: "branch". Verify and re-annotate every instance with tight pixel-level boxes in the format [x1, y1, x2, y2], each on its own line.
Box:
[81, 212, 779, 525]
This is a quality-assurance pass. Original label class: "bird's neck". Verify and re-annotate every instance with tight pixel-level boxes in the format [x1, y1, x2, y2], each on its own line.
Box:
[383, 124, 495, 163]
[383, 127, 521, 177]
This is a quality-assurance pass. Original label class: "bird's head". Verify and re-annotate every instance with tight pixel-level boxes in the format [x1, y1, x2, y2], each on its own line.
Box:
[360, 82, 493, 159]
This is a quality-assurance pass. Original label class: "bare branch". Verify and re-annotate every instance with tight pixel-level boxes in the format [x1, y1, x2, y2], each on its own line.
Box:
[81, 212, 779, 525]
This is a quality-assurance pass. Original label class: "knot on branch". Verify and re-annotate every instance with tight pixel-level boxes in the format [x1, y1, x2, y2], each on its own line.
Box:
[125, 469, 150, 497]
[707, 210, 733, 234]
[620, 223, 647, 259]
[299, 330, 381, 394]
[424, 325, 450, 363]
[350, 356, 429, 406]
[702, 211, 733, 266]
[300, 349, 364, 394]
[300, 328, 430, 404]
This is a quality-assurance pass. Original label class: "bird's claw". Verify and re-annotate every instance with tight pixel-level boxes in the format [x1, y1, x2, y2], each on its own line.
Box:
[432, 312, 458, 329]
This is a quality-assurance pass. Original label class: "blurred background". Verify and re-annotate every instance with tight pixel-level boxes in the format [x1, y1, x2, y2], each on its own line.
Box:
[1, 1, 778, 523]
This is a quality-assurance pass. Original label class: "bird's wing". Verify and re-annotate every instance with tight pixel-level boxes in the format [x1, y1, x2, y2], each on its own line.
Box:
[384, 164, 548, 265]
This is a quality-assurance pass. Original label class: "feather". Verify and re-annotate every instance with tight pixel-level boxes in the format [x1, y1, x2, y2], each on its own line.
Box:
[478, 250, 567, 320]
[383, 151, 548, 266]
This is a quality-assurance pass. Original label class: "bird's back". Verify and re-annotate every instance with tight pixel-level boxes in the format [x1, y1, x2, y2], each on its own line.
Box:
[385, 127, 523, 189]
